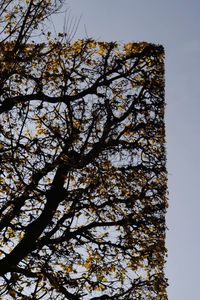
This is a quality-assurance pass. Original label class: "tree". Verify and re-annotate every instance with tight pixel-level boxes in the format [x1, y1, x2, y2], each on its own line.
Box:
[0, 1, 168, 299]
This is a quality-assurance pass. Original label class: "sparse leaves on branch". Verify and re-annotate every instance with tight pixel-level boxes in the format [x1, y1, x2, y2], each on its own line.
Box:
[0, 1, 167, 299]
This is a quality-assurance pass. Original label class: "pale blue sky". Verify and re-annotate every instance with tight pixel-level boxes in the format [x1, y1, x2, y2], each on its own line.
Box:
[56, 1, 200, 298]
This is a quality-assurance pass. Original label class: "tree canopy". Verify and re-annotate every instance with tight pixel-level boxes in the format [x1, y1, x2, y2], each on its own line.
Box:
[0, 1, 167, 299]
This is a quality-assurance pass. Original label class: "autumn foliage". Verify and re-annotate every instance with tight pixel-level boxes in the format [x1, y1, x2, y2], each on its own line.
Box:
[0, 1, 167, 299]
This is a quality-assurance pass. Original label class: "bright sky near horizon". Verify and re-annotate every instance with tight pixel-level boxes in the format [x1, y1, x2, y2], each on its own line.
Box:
[56, 1, 200, 299]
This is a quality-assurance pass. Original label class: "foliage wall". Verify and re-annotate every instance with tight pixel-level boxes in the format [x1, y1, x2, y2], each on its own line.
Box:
[0, 1, 167, 299]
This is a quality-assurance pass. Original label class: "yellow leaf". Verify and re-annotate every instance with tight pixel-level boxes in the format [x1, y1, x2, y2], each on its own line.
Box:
[61, 264, 73, 272]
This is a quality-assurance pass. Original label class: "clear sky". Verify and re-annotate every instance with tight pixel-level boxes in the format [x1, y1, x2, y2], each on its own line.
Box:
[56, 1, 200, 299]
